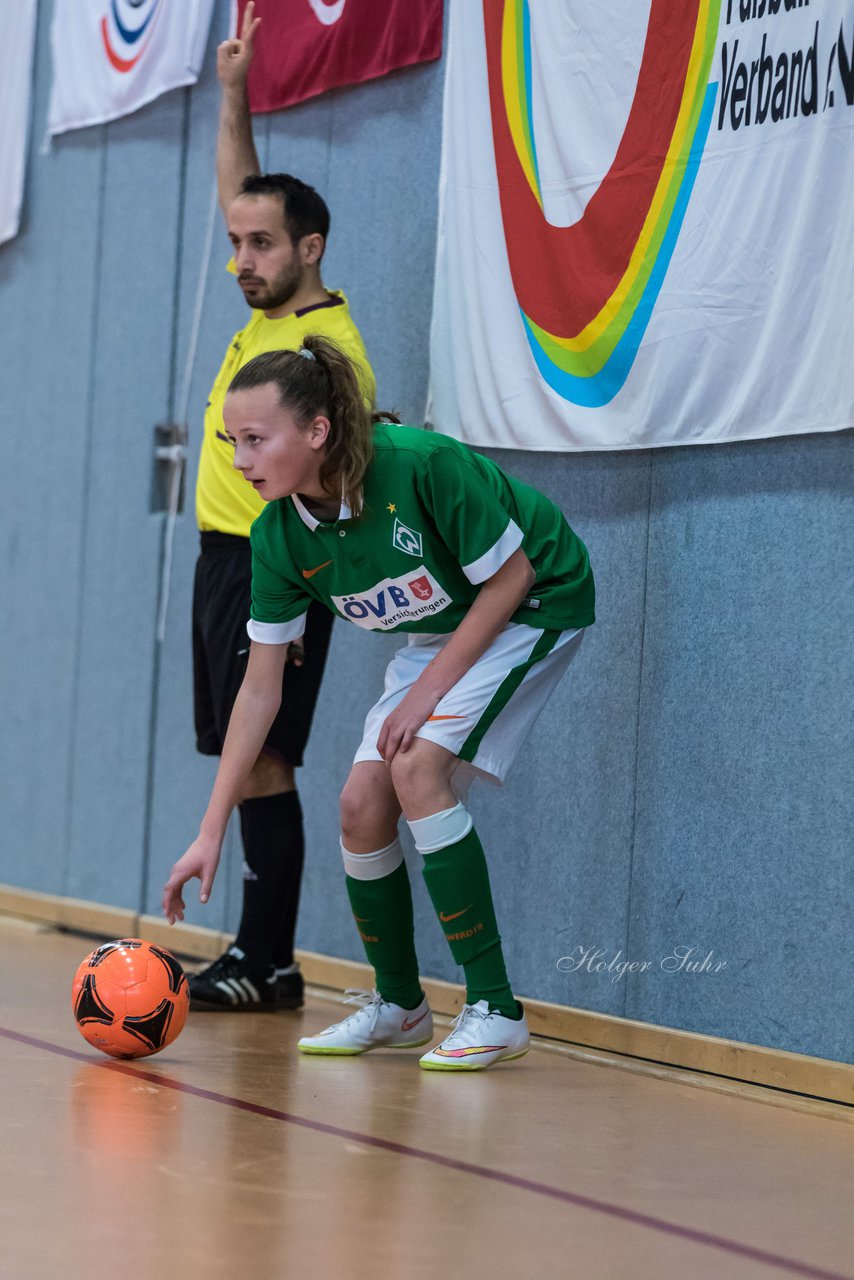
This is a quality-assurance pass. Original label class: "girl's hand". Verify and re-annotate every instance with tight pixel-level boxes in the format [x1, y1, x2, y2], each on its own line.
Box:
[162, 835, 223, 925]
[377, 685, 440, 764]
[217, 1, 260, 87]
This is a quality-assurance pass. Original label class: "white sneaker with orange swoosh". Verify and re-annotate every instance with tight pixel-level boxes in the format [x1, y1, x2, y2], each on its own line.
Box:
[297, 989, 433, 1055]
[419, 1000, 529, 1071]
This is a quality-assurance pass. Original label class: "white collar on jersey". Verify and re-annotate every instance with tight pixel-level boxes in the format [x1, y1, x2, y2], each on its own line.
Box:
[291, 492, 352, 531]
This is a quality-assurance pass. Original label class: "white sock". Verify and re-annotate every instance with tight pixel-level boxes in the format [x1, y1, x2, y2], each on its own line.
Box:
[407, 803, 473, 855]
[341, 835, 405, 881]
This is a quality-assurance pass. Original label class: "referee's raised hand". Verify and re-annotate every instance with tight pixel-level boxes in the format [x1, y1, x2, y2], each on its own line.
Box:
[217, 0, 261, 87]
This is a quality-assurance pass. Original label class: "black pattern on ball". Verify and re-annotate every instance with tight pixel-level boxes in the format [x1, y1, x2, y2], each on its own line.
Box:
[74, 974, 113, 1026]
[122, 1000, 175, 1053]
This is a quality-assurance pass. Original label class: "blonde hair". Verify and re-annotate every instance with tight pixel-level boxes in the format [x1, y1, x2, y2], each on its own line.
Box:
[227, 335, 375, 515]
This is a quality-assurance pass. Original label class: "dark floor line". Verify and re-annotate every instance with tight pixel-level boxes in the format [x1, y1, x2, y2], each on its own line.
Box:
[1, 1024, 850, 1280]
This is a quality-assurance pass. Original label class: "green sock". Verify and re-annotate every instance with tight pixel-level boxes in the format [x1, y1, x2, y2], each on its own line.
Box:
[420, 827, 519, 1019]
[345, 860, 424, 1010]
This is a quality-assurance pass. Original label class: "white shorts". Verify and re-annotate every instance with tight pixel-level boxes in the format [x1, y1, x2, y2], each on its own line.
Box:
[353, 622, 584, 788]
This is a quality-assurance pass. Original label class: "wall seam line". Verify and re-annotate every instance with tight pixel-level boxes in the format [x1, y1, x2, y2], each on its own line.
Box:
[624, 451, 655, 1019]
[139, 88, 194, 916]
[61, 132, 109, 900]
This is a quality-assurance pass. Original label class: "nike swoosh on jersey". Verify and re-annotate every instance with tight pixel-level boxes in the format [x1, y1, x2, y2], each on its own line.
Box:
[439, 905, 473, 923]
[302, 560, 333, 579]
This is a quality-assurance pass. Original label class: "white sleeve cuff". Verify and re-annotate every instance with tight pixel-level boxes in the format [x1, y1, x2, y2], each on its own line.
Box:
[462, 520, 524, 585]
[246, 613, 307, 645]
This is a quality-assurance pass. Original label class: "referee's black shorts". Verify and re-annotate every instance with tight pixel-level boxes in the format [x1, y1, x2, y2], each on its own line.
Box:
[192, 532, 333, 764]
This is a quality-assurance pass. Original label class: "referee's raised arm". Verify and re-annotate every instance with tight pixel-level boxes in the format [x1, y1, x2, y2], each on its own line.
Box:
[216, 1, 262, 214]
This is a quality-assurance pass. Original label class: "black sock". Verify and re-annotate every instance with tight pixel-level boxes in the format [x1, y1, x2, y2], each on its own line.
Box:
[234, 790, 304, 970]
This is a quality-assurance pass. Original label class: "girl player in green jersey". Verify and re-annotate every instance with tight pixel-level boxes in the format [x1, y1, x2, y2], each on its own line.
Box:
[163, 336, 594, 1070]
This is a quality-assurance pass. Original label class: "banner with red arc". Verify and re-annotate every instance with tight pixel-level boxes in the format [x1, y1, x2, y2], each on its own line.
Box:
[485, 0, 719, 407]
[430, 0, 854, 449]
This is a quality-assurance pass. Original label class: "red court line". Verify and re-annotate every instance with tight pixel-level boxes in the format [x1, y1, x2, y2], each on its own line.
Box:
[1, 1024, 850, 1280]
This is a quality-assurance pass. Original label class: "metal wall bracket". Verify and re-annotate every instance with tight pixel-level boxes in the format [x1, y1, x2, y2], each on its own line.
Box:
[151, 422, 188, 514]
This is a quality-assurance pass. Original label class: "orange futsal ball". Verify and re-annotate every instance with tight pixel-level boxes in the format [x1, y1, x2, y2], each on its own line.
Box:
[71, 938, 189, 1059]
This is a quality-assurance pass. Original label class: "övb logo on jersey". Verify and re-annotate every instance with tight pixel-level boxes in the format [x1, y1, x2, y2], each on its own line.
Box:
[484, 0, 721, 406]
[392, 517, 423, 558]
[331, 566, 451, 631]
[101, 0, 164, 73]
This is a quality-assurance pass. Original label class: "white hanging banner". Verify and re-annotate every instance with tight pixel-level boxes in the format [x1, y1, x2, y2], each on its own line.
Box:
[0, 1, 38, 246]
[430, 0, 854, 450]
[48, 0, 215, 137]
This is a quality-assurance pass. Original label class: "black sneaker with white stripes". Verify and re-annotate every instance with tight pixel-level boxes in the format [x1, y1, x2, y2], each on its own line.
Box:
[188, 946, 279, 1011]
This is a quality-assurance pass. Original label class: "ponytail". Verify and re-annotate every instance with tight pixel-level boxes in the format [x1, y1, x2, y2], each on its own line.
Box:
[227, 336, 376, 515]
[302, 335, 375, 515]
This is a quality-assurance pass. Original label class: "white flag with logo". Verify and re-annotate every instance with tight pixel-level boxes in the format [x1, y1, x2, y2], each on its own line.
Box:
[48, 0, 215, 137]
[0, 1, 38, 246]
[430, 0, 854, 450]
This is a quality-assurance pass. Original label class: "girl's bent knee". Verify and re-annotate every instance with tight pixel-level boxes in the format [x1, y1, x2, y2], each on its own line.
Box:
[339, 786, 359, 839]
[339, 769, 400, 851]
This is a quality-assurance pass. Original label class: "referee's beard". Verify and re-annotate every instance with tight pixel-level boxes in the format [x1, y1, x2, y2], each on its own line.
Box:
[239, 260, 303, 313]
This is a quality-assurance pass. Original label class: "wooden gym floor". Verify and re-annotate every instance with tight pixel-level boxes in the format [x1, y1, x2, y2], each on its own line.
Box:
[0, 918, 851, 1280]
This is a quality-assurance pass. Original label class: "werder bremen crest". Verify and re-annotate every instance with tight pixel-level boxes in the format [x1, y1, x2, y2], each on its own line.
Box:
[392, 517, 423, 558]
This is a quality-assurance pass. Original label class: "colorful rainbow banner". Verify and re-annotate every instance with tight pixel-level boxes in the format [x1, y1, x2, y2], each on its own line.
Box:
[486, 0, 719, 407]
[430, 0, 853, 449]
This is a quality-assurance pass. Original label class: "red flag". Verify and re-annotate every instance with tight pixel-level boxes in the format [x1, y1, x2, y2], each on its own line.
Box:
[238, 0, 443, 114]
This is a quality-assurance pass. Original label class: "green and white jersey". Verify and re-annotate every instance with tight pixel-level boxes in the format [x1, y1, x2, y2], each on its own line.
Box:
[248, 424, 594, 644]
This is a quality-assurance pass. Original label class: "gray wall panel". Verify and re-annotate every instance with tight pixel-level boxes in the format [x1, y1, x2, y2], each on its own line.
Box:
[61, 99, 187, 907]
[625, 433, 853, 1060]
[0, 3, 102, 895]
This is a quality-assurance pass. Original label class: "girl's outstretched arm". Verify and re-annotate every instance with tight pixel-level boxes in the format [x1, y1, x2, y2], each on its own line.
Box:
[162, 641, 287, 923]
[376, 548, 536, 763]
